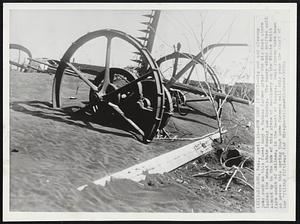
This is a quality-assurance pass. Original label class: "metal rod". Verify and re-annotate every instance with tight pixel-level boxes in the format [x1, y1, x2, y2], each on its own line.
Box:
[184, 64, 195, 84]
[66, 62, 98, 92]
[172, 82, 250, 105]
[100, 37, 112, 95]
[186, 97, 210, 102]
[17, 49, 21, 71]
[146, 10, 161, 53]
[28, 58, 56, 67]
[9, 60, 27, 70]
[172, 53, 179, 78]
[165, 43, 248, 88]
[103, 71, 152, 100]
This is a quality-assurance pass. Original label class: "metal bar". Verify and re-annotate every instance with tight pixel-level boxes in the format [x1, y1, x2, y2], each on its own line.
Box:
[17, 49, 21, 71]
[28, 58, 55, 67]
[146, 10, 161, 53]
[108, 102, 145, 137]
[165, 43, 248, 88]
[184, 64, 195, 84]
[28, 58, 79, 76]
[9, 60, 26, 69]
[172, 52, 180, 78]
[186, 97, 210, 102]
[100, 37, 112, 95]
[172, 82, 250, 105]
[26, 65, 47, 73]
[102, 71, 152, 100]
[66, 62, 98, 92]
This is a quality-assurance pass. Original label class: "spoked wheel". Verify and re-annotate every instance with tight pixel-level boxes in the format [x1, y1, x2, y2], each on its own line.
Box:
[52, 29, 166, 143]
[157, 52, 223, 118]
[9, 43, 33, 72]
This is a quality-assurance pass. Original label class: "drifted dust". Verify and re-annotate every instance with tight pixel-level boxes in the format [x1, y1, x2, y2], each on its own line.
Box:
[9, 71, 254, 212]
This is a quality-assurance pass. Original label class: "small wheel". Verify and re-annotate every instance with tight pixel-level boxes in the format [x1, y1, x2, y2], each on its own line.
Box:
[157, 52, 223, 118]
[52, 29, 165, 142]
[157, 52, 222, 93]
[9, 43, 32, 72]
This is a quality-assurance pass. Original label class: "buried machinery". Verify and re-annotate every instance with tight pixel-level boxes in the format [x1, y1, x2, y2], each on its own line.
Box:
[13, 11, 251, 143]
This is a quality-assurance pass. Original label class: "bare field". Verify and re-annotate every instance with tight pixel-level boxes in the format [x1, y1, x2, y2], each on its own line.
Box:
[9, 71, 254, 212]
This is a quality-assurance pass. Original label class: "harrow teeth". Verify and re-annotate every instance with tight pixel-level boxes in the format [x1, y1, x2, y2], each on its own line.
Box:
[137, 37, 148, 41]
[141, 22, 151, 26]
[139, 29, 151, 33]
[131, 59, 143, 64]
[142, 14, 154, 18]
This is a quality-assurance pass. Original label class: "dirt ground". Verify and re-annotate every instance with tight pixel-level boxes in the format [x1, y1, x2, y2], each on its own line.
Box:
[8, 71, 254, 212]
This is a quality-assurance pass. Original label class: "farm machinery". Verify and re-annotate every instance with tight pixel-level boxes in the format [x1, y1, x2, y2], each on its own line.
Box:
[9, 43, 33, 72]
[10, 10, 251, 143]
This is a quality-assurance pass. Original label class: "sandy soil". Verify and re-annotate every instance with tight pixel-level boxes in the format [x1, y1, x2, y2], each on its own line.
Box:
[9, 71, 254, 212]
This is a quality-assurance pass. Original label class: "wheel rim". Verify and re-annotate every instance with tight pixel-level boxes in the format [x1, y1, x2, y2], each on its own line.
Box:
[157, 52, 222, 91]
[157, 52, 223, 118]
[9, 43, 32, 72]
[52, 29, 165, 142]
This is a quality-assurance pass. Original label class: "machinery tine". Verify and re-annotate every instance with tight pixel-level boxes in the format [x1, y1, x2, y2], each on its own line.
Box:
[131, 59, 143, 64]
[133, 51, 142, 55]
[139, 29, 151, 33]
[142, 14, 153, 18]
[141, 22, 151, 26]
[137, 37, 148, 41]
[107, 102, 145, 137]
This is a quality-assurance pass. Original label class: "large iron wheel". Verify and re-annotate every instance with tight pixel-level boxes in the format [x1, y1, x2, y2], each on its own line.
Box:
[52, 29, 166, 142]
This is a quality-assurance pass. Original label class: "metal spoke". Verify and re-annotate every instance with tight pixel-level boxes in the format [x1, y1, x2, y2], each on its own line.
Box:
[66, 62, 98, 92]
[172, 43, 181, 78]
[107, 102, 145, 136]
[99, 36, 112, 95]
[102, 70, 153, 100]
[184, 64, 195, 84]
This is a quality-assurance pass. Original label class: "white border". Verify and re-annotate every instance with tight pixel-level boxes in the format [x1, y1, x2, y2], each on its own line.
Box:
[3, 3, 297, 221]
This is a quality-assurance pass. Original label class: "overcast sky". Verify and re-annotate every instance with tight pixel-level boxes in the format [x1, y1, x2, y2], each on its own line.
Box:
[9, 9, 254, 83]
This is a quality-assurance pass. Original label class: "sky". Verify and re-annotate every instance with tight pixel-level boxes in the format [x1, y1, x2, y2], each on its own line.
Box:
[9, 9, 255, 84]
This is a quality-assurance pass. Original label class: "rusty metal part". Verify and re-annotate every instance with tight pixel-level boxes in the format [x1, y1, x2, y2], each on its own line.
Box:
[52, 29, 166, 143]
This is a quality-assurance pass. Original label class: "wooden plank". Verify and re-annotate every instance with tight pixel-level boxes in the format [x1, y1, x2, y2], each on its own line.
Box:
[77, 129, 226, 191]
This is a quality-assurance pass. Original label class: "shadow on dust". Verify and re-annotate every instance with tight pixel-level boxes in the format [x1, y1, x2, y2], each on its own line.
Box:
[10, 100, 141, 141]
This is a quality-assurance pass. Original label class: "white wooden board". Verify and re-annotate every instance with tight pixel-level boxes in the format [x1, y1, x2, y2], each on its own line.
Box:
[77, 129, 225, 191]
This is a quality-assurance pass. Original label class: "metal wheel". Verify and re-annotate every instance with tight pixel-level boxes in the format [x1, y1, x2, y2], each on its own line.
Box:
[52, 29, 165, 142]
[9, 43, 32, 72]
[157, 52, 222, 92]
[157, 51, 223, 118]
